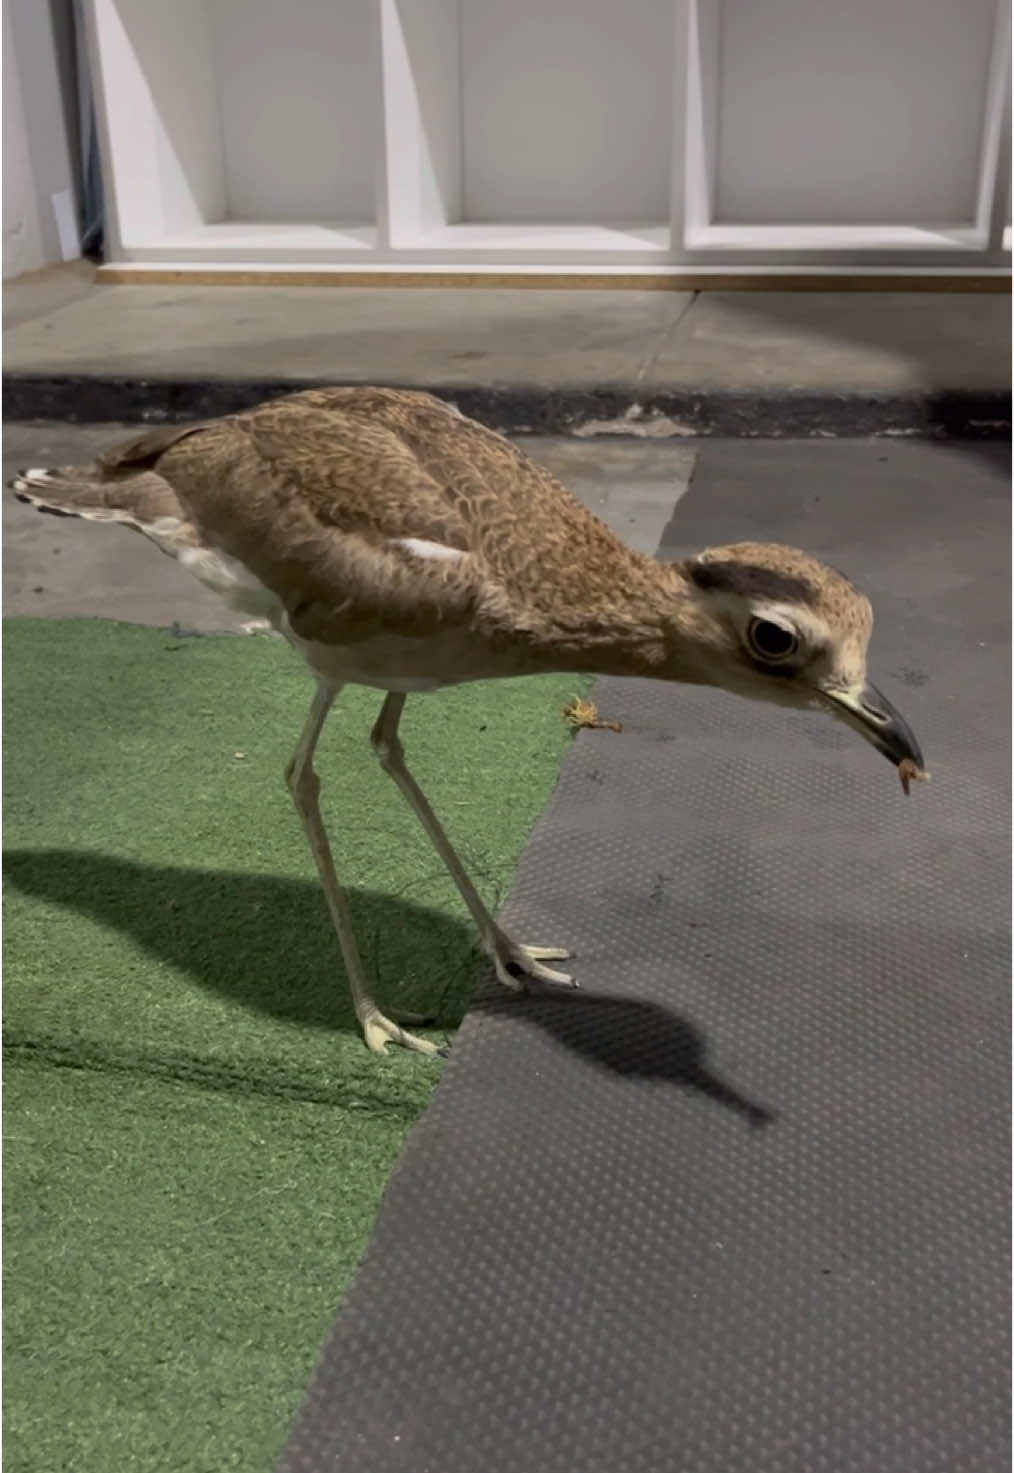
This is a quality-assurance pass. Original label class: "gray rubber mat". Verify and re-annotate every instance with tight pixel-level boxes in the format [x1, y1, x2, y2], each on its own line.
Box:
[278, 441, 1010, 1473]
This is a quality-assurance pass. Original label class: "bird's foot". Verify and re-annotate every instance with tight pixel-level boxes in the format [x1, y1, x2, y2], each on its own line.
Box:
[361, 1006, 446, 1058]
[492, 939, 576, 992]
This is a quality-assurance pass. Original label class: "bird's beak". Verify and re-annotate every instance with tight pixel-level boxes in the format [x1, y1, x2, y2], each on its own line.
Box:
[820, 679, 925, 769]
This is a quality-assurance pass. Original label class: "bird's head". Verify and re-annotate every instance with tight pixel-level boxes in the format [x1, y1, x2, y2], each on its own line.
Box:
[669, 540, 924, 774]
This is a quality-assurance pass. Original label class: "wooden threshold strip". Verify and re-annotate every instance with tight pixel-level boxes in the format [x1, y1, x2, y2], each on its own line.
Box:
[96, 268, 1012, 293]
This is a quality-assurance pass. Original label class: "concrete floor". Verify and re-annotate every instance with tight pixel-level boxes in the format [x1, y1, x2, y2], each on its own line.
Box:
[4, 264, 1009, 393]
[2, 425, 695, 631]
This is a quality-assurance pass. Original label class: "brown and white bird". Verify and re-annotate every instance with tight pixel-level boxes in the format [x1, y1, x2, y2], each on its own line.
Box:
[10, 387, 925, 1057]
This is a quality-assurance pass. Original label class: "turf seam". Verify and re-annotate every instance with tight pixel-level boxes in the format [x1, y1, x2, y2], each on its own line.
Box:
[2, 1032, 438, 1119]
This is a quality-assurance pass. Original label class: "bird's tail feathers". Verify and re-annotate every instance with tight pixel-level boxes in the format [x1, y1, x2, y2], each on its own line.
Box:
[9, 466, 137, 523]
[8, 466, 188, 537]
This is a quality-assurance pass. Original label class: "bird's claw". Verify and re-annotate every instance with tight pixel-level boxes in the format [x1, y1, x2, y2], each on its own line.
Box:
[492, 940, 577, 992]
[361, 1010, 444, 1057]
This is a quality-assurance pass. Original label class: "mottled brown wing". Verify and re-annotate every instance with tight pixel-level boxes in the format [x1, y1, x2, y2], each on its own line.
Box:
[244, 392, 473, 549]
[256, 388, 643, 625]
[154, 403, 483, 646]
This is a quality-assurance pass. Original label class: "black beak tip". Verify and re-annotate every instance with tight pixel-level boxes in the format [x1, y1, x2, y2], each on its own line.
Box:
[860, 709, 919, 771]
[874, 718, 924, 771]
[854, 682, 925, 771]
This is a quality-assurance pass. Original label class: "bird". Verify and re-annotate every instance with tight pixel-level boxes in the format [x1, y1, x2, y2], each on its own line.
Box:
[10, 386, 925, 1057]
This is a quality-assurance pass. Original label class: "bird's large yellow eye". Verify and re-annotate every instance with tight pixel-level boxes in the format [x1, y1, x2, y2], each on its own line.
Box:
[747, 617, 798, 662]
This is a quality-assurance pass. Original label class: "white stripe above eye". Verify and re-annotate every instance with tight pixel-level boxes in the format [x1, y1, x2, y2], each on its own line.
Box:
[392, 538, 467, 563]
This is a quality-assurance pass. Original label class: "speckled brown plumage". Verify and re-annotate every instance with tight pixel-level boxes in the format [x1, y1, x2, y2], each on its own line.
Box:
[22, 389, 673, 674]
[10, 386, 926, 1058]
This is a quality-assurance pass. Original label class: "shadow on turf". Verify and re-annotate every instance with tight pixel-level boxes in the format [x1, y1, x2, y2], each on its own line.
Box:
[5, 847, 772, 1122]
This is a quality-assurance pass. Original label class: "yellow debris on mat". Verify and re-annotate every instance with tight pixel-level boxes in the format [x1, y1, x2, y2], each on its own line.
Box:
[562, 698, 623, 734]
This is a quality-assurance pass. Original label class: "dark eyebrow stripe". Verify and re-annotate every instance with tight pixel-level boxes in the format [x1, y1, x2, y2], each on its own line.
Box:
[687, 559, 818, 607]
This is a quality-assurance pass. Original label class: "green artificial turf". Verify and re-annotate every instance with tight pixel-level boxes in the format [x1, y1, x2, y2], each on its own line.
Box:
[3, 617, 582, 1472]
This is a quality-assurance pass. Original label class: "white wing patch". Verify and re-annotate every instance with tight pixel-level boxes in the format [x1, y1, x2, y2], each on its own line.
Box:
[392, 537, 467, 563]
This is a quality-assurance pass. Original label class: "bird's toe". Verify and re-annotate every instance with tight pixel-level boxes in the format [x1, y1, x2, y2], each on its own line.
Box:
[361, 1010, 443, 1058]
[517, 944, 573, 963]
[525, 957, 578, 987]
[493, 940, 578, 992]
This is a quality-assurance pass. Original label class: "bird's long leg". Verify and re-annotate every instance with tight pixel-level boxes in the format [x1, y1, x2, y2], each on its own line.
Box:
[370, 692, 575, 991]
[286, 681, 441, 1057]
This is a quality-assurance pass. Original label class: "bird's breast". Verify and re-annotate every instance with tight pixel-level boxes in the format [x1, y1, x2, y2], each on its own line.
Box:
[279, 620, 517, 693]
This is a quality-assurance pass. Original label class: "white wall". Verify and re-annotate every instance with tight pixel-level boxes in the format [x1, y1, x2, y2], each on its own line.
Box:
[714, 0, 998, 226]
[460, 0, 675, 225]
[3, 0, 80, 279]
[82, 0, 1012, 273]
[212, 0, 377, 222]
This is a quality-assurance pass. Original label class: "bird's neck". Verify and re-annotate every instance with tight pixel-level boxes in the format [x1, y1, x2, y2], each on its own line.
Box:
[523, 557, 699, 681]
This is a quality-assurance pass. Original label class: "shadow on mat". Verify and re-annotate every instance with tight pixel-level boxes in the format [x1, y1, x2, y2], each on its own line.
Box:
[6, 848, 771, 1125]
[3, 847, 480, 1032]
[481, 989, 775, 1128]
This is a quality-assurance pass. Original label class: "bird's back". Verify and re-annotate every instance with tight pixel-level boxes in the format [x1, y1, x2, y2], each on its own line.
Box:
[169, 388, 638, 583]
[135, 390, 649, 632]
[12, 388, 659, 680]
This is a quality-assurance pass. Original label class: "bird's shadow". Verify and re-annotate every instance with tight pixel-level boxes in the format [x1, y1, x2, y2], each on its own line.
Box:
[475, 987, 775, 1127]
[4, 848, 773, 1125]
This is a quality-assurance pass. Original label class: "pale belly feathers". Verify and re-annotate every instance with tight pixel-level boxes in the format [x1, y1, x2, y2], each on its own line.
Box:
[171, 530, 503, 693]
